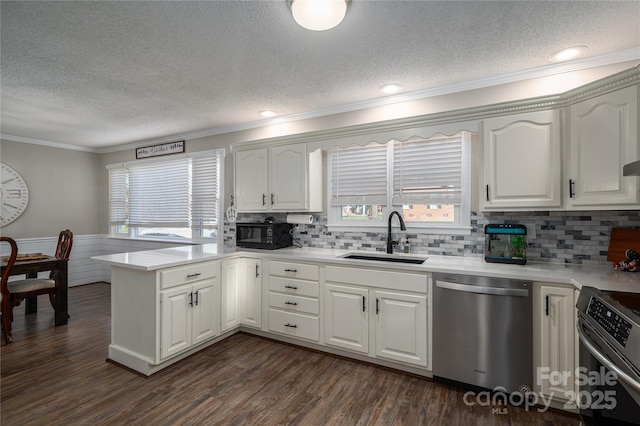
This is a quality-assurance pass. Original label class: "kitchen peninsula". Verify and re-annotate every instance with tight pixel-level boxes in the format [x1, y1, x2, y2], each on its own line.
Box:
[92, 244, 640, 403]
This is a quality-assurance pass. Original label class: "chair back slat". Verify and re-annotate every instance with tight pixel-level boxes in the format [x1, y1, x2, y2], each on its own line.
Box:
[55, 230, 73, 259]
[50, 230, 73, 280]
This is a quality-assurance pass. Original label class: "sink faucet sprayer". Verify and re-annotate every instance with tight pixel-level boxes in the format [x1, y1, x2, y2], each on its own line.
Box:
[386, 211, 406, 254]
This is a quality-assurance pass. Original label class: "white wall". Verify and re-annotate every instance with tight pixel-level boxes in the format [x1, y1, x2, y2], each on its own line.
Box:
[1, 140, 104, 237]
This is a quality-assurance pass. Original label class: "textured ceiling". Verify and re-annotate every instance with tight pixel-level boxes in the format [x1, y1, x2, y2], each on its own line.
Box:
[1, 1, 639, 150]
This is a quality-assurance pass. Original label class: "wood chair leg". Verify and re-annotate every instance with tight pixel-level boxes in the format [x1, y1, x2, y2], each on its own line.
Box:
[1, 301, 13, 344]
[48, 293, 56, 310]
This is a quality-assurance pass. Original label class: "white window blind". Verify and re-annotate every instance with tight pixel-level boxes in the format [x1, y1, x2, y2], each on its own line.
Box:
[107, 150, 222, 232]
[191, 154, 220, 230]
[129, 158, 191, 227]
[392, 136, 463, 205]
[331, 143, 388, 206]
[109, 167, 128, 225]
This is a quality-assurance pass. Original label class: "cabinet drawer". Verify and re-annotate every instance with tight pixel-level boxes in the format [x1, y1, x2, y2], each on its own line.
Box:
[268, 292, 319, 315]
[268, 309, 319, 342]
[269, 260, 319, 281]
[160, 261, 219, 289]
[269, 276, 319, 298]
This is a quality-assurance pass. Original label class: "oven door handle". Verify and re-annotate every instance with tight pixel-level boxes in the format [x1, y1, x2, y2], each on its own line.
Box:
[577, 323, 640, 394]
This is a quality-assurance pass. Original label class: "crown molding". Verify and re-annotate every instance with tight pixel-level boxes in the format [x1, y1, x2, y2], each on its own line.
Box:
[0, 134, 100, 153]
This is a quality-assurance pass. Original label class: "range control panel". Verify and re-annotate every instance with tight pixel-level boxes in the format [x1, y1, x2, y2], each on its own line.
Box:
[588, 297, 632, 347]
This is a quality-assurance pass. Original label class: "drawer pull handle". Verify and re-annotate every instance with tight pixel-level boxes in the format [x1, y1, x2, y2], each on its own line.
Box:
[284, 268, 298, 273]
[285, 301, 298, 306]
[284, 323, 298, 328]
[187, 273, 202, 278]
[362, 295, 366, 312]
[194, 290, 199, 306]
[189, 292, 194, 307]
[284, 285, 298, 290]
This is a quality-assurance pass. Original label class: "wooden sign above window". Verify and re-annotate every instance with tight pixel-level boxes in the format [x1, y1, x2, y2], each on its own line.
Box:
[136, 141, 185, 159]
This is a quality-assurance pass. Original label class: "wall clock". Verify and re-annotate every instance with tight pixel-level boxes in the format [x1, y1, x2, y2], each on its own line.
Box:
[1, 163, 29, 227]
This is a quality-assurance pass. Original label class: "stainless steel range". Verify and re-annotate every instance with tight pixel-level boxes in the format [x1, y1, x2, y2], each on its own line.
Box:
[576, 286, 640, 425]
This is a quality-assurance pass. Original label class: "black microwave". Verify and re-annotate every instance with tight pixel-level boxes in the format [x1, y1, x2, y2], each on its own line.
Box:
[235, 222, 294, 250]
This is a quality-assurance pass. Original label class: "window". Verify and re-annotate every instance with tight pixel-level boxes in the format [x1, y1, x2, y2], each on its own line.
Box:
[108, 149, 224, 243]
[328, 132, 471, 234]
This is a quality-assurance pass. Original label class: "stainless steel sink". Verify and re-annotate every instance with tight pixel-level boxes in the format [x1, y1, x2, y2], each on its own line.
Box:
[340, 253, 427, 264]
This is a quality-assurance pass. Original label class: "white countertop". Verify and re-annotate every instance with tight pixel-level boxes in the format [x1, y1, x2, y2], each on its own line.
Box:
[91, 244, 640, 293]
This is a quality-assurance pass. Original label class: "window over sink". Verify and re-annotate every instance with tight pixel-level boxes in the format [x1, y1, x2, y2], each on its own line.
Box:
[107, 149, 224, 243]
[328, 132, 471, 234]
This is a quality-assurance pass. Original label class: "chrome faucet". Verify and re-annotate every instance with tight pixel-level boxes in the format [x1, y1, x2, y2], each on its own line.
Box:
[386, 210, 406, 254]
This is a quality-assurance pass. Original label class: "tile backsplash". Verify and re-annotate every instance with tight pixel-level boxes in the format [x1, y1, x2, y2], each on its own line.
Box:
[224, 210, 640, 267]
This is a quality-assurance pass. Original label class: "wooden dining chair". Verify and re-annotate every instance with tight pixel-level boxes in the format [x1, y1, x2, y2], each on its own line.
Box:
[1, 236, 19, 344]
[2, 230, 73, 343]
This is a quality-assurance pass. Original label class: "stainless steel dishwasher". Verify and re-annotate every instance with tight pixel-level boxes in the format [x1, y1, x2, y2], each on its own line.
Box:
[432, 273, 533, 394]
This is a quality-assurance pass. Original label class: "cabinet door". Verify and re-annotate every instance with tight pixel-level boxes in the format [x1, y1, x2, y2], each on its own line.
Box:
[482, 110, 561, 209]
[534, 285, 576, 398]
[241, 258, 262, 328]
[161, 285, 192, 359]
[235, 148, 269, 212]
[220, 259, 241, 332]
[324, 284, 369, 353]
[192, 278, 220, 345]
[269, 144, 307, 211]
[374, 290, 428, 367]
[568, 86, 638, 207]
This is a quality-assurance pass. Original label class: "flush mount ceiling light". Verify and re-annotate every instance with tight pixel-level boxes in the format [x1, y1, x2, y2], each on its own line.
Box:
[380, 83, 403, 94]
[289, 0, 348, 31]
[260, 110, 277, 118]
[548, 46, 587, 62]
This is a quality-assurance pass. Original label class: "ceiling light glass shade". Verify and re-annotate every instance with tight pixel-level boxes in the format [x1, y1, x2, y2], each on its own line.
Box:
[260, 110, 277, 117]
[290, 0, 348, 31]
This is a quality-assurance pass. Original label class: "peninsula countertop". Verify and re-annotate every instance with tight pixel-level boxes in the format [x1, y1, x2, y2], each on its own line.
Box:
[91, 244, 640, 293]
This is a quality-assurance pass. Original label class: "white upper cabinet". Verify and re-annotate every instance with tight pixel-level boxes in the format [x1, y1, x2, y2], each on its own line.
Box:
[234, 143, 323, 212]
[234, 148, 269, 212]
[567, 85, 639, 208]
[481, 110, 562, 210]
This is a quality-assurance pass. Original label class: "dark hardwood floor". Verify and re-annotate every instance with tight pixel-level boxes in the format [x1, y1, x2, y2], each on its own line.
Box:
[1, 283, 581, 425]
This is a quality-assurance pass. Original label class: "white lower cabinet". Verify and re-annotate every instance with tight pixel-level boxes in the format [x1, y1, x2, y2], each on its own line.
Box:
[533, 283, 577, 400]
[374, 290, 428, 366]
[323, 267, 430, 368]
[161, 278, 220, 360]
[324, 284, 369, 353]
[221, 257, 262, 333]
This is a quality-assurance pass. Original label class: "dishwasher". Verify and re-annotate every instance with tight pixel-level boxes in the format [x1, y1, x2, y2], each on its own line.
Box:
[432, 273, 533, 394]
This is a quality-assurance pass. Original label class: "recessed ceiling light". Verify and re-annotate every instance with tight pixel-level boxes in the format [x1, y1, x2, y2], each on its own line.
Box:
[381, 84, 403, 94]
[260, 110, 277, 118]
[549, 46, 587, 62]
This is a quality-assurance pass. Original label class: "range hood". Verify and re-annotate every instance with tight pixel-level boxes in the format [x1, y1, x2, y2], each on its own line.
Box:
[623, 160, 640, 176]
